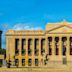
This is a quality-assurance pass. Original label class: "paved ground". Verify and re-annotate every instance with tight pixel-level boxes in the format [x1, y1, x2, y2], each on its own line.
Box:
[0, 68, 72, 72]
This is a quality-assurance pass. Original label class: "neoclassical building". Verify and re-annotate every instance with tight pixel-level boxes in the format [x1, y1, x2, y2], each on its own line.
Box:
[6, 21, 72, 67]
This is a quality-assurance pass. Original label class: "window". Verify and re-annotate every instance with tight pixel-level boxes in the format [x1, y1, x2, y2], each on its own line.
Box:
[70, 37, 72, 55]
[28, 59, 32, 66]
[35, 39, 39, 56]
[22, 39, 26, 55]
[22, 39, 26, 49]
[41, 39, 45, 55]
[28, 39, 32, 55]
[62, 37, 67, 42]
[15, 39, 19, 55]
[28, 48, 32, 56]
[70, 48, 72, 55]
[28, 39, 32, 45]
[63, 46, 66, 56]
[35, 59, 38, 66]
[48, 37, 52, 55]
[48, 37, 52, 42]
[62, 37, 67, 56]
[15, 59, 19, 66]
[15, 39, 19, 50]
[56, 48, 59, 55]
[22, 59, 25, 66]
[35, 49, 39, 56]
[55, 37, 59, 42]
[22, 49, 26, 55]
[15, 49, 19, 55]
[35, 39, 39, 45]
[55, 37, 59, 55]
[41, 39, 45, 45]
[49, 48, 52, 55]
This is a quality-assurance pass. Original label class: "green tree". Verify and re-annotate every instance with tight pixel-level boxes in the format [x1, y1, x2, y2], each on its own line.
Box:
[0, 48, 6, 59]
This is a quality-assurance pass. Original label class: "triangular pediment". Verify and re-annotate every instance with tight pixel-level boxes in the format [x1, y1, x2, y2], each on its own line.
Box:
[46, 25, 72, 33]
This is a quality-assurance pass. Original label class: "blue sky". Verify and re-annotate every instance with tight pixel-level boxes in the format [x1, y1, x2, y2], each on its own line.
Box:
[0, 0, 72, 48]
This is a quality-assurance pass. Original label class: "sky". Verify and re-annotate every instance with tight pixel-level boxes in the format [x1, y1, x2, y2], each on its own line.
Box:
[0, 0, 72, 48]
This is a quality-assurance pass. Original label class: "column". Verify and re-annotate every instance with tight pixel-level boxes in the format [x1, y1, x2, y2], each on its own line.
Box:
[66, 36, 70, 60]
[51, 37, 55, 64]
[39, 38, 41, 67]
[11, 37, 15, 66]
[26, 38, 28, 67]
[32, 38, 34, 67]
[43, 37, 48, 66]
[58, 36, 62, 64]
[45, 37, 48, 55]
[52, 37, 55, 56]
[19, 39, 22, 67]
[59, 37, 61, 55]
[6, 37, 10, 62]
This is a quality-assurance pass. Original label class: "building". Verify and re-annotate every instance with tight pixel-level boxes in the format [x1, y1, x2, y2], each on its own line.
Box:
[6, 20, 72, 67]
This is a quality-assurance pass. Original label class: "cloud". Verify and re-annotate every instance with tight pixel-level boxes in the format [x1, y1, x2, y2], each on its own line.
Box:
[1, 23, 43, 48]
[13, 23, 43, 30]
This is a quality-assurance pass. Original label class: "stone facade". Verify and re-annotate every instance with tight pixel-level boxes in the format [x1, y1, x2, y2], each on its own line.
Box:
[6, 20, 72, 67]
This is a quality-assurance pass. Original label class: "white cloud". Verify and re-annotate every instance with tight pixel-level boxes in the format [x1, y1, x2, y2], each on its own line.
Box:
[13, 23, 43, 30]
[1, 23, 43, 48]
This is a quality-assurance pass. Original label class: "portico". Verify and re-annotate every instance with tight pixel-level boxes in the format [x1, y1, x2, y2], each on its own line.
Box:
[6, 20, 72, 67]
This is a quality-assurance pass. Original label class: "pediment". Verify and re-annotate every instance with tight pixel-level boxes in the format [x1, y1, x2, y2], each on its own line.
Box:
[46, 25, 72, 33]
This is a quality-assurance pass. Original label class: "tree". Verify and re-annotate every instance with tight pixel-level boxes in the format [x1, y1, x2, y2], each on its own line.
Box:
[0, 48, 6, 59]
